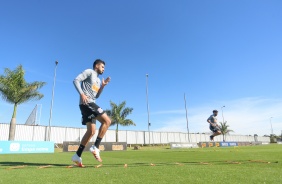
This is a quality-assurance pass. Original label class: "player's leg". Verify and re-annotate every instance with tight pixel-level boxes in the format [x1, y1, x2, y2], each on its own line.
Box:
[210, 129, 221, 141]
[72, 123, 96, 167]
[213, 127, 222, 136]
[96, 113, 111, 139]
[72, 103, 96, 167]
[214, 130, 221, 136]
[80, 122, 96, 150]
[90, 113, 111, 162]
[210, 134, 214, 141]
[209, 126, 215, 141]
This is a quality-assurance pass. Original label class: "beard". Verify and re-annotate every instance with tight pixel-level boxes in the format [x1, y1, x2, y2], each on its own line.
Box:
[97, 69, 104, 75]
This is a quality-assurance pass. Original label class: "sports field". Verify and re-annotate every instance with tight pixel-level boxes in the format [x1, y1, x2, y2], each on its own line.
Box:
[0, 144, 281, 184]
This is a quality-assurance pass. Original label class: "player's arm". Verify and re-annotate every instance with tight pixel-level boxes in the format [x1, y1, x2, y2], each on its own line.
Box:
[207, 117, 212, 124]
[96, 77, 111, 99]
[73, 69, 91, 104]
[207, 116, 215, 126]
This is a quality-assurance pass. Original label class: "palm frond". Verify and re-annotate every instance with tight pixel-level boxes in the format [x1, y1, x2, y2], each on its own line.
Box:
[219, 122, 234, 135]
[106, 100, 135, 127]
[121, 107, 133, 119]
[120, 119, 136, 126]
[0, 65, 46, 105]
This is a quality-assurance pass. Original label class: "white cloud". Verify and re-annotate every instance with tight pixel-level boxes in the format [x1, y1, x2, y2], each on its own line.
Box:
[153, 97, 282, 136]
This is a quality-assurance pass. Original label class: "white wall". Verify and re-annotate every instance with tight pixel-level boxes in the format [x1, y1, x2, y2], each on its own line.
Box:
[0, 123, 270, 144]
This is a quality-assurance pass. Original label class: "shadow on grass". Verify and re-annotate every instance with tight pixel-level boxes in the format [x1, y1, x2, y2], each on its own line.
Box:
[0, 162, 69, 167]
[1, 159, 277, 169]
[0, 161, 206, 169]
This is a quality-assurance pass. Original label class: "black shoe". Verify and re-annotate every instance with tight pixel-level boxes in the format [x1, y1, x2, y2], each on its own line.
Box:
[210, 135, 214, 141]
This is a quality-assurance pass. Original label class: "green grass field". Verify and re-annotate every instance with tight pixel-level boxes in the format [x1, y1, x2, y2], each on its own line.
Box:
[0, 144, 281, 184]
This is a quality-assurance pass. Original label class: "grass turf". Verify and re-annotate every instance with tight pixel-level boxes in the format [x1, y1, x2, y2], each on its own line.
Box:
[0, 144, 281, 184]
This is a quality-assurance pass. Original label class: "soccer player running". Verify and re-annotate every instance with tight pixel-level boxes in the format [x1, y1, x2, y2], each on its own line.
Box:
[207, 110, 222, 141]
[72, 59, 111, 167]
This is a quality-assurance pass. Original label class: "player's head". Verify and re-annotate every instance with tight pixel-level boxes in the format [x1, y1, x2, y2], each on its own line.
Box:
[93, 59, 105, 74]
[213, 110, 218, 116]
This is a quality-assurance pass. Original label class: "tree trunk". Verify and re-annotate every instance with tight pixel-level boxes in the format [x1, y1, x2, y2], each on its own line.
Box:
[8, 103, 18, 141]
[116, 123, 119, 142]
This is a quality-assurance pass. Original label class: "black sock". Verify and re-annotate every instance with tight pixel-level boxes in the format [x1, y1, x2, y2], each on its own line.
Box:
[94, 137, 102, 148]
[76, 144, 85, 157]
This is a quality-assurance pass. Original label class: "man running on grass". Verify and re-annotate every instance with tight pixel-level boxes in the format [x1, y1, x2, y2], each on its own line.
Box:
[207, 110, 221, 141]
[72, 59, 111, 167]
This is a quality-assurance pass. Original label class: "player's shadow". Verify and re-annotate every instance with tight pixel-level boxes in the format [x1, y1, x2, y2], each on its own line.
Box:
[1, 160, 263, 169]
[102, 161, 201, 168]
[181, 160, 254, 165]
[0, 161, 68, 167]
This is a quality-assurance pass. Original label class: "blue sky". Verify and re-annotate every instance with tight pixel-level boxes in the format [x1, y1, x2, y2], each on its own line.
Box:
[0, 0, 281, 136]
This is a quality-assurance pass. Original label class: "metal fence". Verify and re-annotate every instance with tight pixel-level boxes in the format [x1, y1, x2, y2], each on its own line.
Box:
[0, 123, 270, 144]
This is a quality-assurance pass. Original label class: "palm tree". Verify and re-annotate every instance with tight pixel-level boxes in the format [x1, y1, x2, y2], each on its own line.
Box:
[0, 65, 46, 140]
[219, 122, 234, 142]
[105, 101, 135, 142]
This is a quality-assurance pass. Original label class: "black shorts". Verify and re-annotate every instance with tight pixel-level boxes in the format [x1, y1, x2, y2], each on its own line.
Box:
[209, 125, 220, 133]
[79, 103, 105, 125]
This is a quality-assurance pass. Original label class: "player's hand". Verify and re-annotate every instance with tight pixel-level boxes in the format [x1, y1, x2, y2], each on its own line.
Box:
[81, 93, 89, 104]
[102, 77, 111, 87]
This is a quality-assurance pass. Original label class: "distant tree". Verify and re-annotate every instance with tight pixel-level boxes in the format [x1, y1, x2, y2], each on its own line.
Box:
[105, 101, 135, 142]
[0, 65, 46, 140]
[219, 122, 234, 142]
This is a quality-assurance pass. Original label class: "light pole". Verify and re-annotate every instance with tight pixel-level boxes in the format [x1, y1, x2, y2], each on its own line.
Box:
[221, 106, 225, 124]
[48, 61, 58, 141]
[145, 74, 151, 145]
[184, 93, 190, 142]
[270, 117, 273, 135]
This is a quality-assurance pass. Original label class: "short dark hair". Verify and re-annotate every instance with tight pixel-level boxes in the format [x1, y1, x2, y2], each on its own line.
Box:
[213, 110, 218, 113]
[93, 59, 105, 69]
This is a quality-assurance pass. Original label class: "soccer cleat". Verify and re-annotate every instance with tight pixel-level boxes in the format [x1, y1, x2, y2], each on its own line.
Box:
[72, 154, 83, 167]
[90, 146, 102, 162]
[210, 135, 214, 141]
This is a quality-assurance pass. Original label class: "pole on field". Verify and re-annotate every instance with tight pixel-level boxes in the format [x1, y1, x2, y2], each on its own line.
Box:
[184, 93, 190, 142]
[35, 104, 42, 125]
[48, 61, 58, 141]
[270, 117, 273, 135]
[145, 74, 151, 145]
[221, 106, 225, 123]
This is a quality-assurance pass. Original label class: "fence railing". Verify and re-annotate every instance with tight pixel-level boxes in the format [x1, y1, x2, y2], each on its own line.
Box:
[0, 123, 270, 144]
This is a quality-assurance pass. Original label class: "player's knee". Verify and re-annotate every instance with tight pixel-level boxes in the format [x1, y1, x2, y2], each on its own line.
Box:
[91, 130, 95, 136]
[86, 126, 95, 136]
[99, 114, 111, 127]
[87, 129, 95, 136]
[105, 118, 111, 127]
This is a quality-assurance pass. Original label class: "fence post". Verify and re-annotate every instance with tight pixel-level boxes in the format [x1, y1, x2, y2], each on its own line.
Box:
[160, 132, 162, 144]
[64, 127, 67, 142]
[126, 130, 127, 143]
[152, 132, 154, 145]
[32, 125, 35, 141]
[179, 133, 181, 142]
[135, 131, 137, 144]
[45, 126, 48, 141]
[167, 132, 169, 144]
